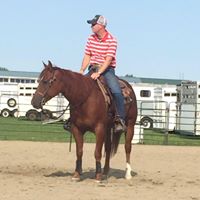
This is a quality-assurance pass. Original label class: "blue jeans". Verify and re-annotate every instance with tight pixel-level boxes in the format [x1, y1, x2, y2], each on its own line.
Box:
[89, 67, 125, 120]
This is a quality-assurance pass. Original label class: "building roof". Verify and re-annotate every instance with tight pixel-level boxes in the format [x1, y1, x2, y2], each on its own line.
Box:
[0, 70, 182, 85]
[0, 70, 39, 78]
[119, 76, 182, 85]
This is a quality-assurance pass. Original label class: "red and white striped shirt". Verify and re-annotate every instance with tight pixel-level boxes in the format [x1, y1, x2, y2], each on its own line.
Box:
[85, 31, 117, 67]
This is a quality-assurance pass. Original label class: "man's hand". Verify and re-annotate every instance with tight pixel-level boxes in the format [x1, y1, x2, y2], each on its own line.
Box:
[91, 72, 100, 80]
[79, 69, 84, 75]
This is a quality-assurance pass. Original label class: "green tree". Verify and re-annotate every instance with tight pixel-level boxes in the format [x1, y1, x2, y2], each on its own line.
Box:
[0, 67, 8, 71]
[125, 74, 133, 77]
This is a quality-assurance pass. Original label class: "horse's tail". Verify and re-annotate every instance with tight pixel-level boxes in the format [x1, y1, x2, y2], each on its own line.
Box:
[111, 131, 123, 156]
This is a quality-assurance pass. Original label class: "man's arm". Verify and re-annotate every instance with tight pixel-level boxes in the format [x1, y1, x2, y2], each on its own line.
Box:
[91, 56, 113, 80]
[98, 56, 113, 74]
[79, 54, 91, 74]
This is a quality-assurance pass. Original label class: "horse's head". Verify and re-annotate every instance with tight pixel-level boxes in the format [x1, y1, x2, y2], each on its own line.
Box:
[31, 60, 61, 109]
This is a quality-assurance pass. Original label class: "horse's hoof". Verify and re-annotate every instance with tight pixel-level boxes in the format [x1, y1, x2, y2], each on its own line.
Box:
[125, 163, 132, 180]
[125, 175, 132, 180]
[103, 168, 109, 176]
[71, 171, 80, 181]
[125, 173, 132, 180]
[125, 170, 132, 180]
[94, 179, 101, 183]
[95, 173, 102, 183]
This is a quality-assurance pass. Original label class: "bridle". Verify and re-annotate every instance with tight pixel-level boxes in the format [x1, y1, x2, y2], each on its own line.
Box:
[34, 69, 71, 119]
[35, 69, 57, 107]
[35, 67, 91, 118]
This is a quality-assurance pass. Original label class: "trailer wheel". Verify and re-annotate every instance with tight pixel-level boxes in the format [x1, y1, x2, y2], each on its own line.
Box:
[7, 98, 17, 107]
[140, 117, 153, 129]
[1, 109, 10, 118]
[26, 110, 39, 121]
[11, 109, 18, 118]
[40, 109, 52, 121]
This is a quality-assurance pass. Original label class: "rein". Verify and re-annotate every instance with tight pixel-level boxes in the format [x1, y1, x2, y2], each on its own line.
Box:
[36, 68, 90, 119]
[35, 69, 57, 106]
[45, 103, 70, 120]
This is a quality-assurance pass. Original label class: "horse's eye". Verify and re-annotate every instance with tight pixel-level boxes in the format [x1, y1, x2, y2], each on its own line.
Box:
[43, 80, 48, 84]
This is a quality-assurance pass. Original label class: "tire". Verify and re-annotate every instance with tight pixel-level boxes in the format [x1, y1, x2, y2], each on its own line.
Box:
[140, 117, 153, 129]
[11, 109, 18, 118]
[40, 109, 52, 121]
[26, 110, 39, 121]
[1, 109, 10, 118]
[7, 98, 17, 107]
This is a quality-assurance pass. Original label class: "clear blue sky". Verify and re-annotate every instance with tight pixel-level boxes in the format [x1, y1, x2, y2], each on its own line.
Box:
[0, 0, 200, 80]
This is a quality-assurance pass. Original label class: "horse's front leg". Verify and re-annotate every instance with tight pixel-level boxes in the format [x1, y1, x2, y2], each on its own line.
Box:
[94, 124, 106, 182]
[71, 125, 84, 181]
[124, 121, 135, 180]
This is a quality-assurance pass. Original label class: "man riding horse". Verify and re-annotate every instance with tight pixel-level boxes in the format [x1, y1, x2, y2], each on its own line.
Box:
[66, 15, 126, 133]
[31, 15, 137, 182]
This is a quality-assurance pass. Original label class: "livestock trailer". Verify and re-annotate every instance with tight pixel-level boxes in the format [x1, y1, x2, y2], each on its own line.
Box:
[0, 83, 70, 121]
[176, 81, 200, 135]
[132, 83, 177, 130]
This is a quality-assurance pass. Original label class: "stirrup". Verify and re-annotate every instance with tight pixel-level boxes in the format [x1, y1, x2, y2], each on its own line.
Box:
[63, 118, 71, 132]
[114, 117, 127, 133]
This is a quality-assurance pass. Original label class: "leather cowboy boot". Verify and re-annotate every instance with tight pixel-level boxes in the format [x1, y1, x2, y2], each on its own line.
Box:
[114, 118, 127, 133]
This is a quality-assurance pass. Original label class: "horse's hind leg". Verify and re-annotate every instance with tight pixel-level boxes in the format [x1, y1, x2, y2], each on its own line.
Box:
[124, 121, 135, 179]
[103, 128, 112, 176]
[94, 126, 106, 182]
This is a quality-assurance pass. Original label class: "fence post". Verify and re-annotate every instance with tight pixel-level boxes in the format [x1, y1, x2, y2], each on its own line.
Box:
[163, 103, 169, 145]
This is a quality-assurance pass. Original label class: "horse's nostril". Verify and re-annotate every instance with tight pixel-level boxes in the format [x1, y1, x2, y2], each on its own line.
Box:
[41, 98, 45, 106]
[31, 95, 44, 109]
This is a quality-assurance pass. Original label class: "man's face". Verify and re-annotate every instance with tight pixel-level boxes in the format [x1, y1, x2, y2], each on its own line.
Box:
[91, 23, 104, 33]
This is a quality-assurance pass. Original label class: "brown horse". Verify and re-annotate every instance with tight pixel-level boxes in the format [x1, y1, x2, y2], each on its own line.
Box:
[31, 61, 137, 182]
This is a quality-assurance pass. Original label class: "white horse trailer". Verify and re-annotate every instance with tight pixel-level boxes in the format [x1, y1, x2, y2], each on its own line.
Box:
[17, 83, 70, 121]
[176, 81, 200, 135]
[0, 83, 70, 121]
[162, 86, 178, 131]
[0, 83, 19, 117]
[131, 83, 177, 130]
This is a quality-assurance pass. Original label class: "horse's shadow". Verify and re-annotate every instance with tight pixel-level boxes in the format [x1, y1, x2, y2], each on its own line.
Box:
[44, 171, 72, 178]
[45, 168, 137, 180]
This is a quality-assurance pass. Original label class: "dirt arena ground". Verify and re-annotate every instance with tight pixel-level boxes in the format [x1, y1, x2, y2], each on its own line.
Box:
[0, 141, 200, 200]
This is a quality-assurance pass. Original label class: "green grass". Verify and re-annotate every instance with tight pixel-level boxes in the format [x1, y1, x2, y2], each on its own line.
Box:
[144, 129, 200, 146]
[0, 117, 96, 142]
[1, 117, 200, 146]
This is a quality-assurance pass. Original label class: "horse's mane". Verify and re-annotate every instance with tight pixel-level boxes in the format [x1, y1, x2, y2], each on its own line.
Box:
[40, 66, 94, 84]
[55, 67, 96, 87]
[47, 66, 99, 103]
[39, 66, 64, 79]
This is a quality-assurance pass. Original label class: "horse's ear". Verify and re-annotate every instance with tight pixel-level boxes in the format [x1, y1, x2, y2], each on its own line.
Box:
[42, 61, 47, 68]
[48, 60, 53, 68]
